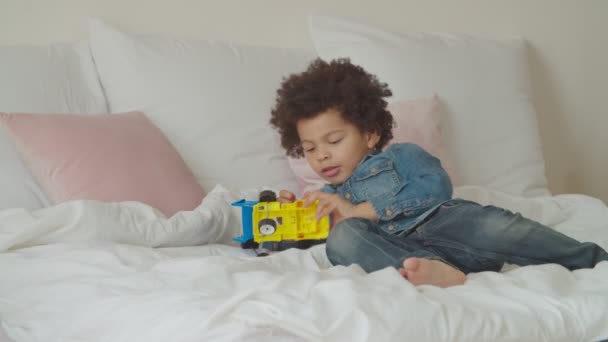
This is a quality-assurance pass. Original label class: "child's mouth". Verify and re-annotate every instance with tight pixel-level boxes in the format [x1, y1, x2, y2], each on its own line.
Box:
[322, 166, 340, 178]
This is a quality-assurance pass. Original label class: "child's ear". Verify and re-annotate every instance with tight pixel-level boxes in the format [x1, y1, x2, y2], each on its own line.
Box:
[366, 131, 381, 149]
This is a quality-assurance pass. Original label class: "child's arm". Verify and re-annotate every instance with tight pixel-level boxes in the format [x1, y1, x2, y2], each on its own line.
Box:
[347, 202, 378, 221]
[367, 143, 452, 222]
[303, 191, 378, 222]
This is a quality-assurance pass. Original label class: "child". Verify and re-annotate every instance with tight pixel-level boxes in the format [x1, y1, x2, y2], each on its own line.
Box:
[269, 58, 608, 288]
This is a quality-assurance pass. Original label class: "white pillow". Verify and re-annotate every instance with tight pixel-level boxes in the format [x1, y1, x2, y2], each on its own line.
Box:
[0, 41, 108, 210]
[89, 19, 313, 193]
[309, 15, 549, 197]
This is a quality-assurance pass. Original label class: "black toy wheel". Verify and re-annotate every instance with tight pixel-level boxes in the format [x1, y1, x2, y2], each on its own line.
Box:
[241, 239, 259, 249]
[258, 218, 277, 235]
[259, 190, 277, 202]
[274, 239, 326, 251]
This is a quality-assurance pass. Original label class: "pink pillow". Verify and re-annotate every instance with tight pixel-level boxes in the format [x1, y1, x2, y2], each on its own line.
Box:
[287, 95, 457, 193]
[0, 111, 204, 217]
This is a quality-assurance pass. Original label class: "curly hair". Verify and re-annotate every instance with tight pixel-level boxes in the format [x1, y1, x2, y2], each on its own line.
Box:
[270, 58, 394, 157]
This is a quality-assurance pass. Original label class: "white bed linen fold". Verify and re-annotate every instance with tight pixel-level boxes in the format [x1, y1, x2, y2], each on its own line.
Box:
[0, 185, 607, 342]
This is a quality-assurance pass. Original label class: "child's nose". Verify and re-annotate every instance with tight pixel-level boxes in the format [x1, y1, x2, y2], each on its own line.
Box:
[316, 148, 330, 161]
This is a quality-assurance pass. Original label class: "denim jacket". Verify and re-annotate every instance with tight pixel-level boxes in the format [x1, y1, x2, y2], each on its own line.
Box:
[321, 143, 453, 234]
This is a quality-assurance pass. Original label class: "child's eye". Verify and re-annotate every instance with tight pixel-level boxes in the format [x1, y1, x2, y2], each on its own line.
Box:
[304, 147, 315, 153]
[329, 139, 342, 144]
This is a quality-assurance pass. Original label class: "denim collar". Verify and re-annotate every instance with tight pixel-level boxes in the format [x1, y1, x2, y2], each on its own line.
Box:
[325, 148, 381, 190]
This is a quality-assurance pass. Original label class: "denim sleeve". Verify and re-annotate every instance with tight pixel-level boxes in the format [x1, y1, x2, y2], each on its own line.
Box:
[369, 144, 453, 221]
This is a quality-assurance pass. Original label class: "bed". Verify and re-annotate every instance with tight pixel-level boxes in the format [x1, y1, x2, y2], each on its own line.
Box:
[1, 15, 607, 342]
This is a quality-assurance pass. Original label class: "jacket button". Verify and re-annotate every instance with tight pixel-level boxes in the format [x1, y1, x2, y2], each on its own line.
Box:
[388, 225, 395, 231]
[371, 167, 378, 174]
[385, 209, 393, 216]
[345, 193, 351, 199]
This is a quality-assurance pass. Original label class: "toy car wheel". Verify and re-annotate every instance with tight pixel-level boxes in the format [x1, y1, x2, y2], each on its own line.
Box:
[259, 190, 277, 202]
[241, 239, 259, 249]
[258, 218, 276, 235]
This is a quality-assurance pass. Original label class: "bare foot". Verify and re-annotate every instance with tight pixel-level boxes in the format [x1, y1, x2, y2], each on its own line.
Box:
[398, 258, 466, 288]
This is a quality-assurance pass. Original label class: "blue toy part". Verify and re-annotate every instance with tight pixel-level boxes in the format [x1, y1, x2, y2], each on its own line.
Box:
[231, 199, 258, 243]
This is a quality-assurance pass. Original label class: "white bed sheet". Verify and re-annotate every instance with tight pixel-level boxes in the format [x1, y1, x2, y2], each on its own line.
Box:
[0, 185, 607, 342]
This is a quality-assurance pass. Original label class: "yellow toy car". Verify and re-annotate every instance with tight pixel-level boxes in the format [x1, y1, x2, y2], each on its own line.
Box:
[232, 190, 331, 251]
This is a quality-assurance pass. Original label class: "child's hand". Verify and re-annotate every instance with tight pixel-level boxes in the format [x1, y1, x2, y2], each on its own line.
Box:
[303, 191, 355, 221]
[278, 190, 296, 203]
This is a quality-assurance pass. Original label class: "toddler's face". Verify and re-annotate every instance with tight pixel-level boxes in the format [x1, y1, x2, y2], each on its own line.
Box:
[296, 109, 379, 185]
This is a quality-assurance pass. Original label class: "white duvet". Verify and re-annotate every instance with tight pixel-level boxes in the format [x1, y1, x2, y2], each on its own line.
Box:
[0, 185, 607, 342]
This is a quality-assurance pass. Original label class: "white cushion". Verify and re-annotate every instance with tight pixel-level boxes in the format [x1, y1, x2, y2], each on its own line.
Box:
[89, 19, 314, 193]
[309, 15, 549, 197]
[0, 42, 108, 210]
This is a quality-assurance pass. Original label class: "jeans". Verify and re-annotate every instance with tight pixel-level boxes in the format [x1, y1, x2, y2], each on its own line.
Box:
[326, 199, 608, 274]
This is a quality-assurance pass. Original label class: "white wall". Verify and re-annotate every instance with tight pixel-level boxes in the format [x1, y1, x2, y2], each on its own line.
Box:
[1, 0, 606, 203]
